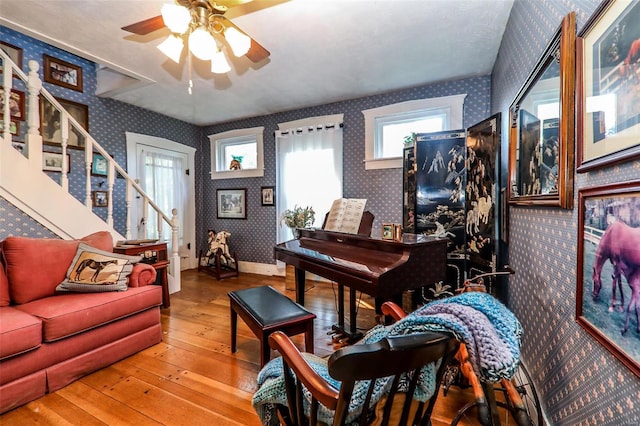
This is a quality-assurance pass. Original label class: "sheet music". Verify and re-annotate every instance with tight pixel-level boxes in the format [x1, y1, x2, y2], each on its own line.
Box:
[324, 198, 367, 234]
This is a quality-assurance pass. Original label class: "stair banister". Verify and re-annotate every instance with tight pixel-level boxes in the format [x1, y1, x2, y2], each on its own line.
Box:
[1, 49, 182, 292]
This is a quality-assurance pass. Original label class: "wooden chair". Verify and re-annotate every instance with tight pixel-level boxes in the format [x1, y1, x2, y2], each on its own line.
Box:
[268, 329, 459, 426]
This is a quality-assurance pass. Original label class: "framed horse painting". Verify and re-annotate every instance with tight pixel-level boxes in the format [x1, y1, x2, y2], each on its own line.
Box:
[577, 181, 640, 377]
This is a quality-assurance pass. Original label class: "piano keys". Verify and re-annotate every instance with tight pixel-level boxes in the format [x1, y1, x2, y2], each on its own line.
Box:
[274, 228, 447, 341]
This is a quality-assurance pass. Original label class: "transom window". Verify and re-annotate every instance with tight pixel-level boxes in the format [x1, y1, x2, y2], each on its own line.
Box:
[209, 126, 264, 179]
[363, 94, 466, 170]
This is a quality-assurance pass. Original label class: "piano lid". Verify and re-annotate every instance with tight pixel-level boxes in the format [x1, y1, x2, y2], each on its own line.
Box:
[275, 229, 445, 275]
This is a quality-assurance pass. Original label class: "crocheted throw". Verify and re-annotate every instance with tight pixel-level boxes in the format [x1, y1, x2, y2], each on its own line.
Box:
[252, 292, 521, 425]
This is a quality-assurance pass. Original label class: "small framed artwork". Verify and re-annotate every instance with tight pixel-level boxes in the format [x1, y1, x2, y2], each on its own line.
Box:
[1, 119, 19, 135]
[42, 151, 71, 173]
[576, 0, 640, 172]
[261, 186, 275, 206]
[43, 54, 83, 92]
[40, 96, 88, 149]
[382, 223, 394, 240]
[576, 180, 640, 377]
[92, 190, 108, 207]
[0, 88, 25, 119]
[217, 188, 247, 219]
[0, 41, 23, 76]
[91, 153, 109, 177]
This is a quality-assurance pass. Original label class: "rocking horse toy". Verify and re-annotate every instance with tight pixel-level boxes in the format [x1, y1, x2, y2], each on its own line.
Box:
[198, 229, 239, 280]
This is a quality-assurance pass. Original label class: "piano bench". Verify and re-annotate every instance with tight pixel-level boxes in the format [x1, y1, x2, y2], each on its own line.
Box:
[228, 286, 316, 367]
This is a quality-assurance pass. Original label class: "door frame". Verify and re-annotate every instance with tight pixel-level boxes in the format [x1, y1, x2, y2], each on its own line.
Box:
[125, 132, 197, 270]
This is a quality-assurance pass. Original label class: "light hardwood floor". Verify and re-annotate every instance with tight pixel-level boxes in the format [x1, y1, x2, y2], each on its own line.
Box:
[1, 269, 475, 425]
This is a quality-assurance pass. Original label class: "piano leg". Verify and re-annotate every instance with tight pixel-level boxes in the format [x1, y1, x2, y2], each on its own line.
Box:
[330, 284, 363, 344]
[294, 267, 306, 305]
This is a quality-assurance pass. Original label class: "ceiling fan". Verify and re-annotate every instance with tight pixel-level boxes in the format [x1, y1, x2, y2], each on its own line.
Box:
[121, 0, 271, 67]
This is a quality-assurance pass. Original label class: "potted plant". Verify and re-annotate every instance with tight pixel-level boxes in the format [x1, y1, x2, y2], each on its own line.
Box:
[279, 205, 315, 238]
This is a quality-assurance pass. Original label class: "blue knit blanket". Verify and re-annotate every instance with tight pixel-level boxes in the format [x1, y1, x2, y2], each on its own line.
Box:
[252, 292, 522, 425]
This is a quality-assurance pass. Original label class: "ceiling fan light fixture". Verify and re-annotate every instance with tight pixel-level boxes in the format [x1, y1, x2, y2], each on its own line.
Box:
[161, 3, 191, 34]
[224, 27, 251, 57]
[157, 35, 184, 63]
[188, 26, 216, 60]
[211, 49, 231, 74]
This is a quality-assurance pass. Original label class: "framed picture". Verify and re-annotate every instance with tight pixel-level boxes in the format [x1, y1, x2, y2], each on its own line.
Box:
[43, 54, 83, 92]
[576, 181, 640, 377]
[508, 12, 575, 208]
[261, 186, 275, 206]
[91, 153, 109, 177]
[577, 0, 640, 172]
[40, 96, 88, 149]
[42, 151, 70, 173]
[0, 88, 25, 119]
[382, 223, 394, 240]
[92, 190, 108, 208]
[217, 188, 247, 219]
[1, 119, 19, 135]
[0, 41, 23, 76]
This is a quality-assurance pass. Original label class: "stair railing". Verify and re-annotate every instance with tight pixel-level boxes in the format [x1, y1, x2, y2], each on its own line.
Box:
[1, 51, 181, 288]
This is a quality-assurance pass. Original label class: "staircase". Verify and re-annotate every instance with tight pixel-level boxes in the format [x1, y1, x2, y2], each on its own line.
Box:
[0, 51, 181, 292]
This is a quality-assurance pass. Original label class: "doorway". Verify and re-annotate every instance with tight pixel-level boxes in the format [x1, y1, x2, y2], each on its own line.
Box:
[125, 132, 197, 269]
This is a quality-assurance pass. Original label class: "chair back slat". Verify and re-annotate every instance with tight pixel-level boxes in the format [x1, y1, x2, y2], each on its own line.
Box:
[268, 330, 459, 426]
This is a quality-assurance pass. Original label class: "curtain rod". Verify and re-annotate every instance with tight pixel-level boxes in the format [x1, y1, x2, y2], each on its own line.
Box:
[275, 122, 344, 136]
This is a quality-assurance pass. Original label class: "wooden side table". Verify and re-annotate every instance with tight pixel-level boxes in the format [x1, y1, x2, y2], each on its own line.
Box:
[114, 242, 170, 308]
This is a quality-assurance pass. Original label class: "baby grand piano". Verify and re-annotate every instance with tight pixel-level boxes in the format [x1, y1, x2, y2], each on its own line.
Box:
[274, 227, 447, 341]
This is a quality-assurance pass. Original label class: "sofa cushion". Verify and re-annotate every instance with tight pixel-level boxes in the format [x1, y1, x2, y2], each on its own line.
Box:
[2, 231, 113, 304]
[15, 285, 162, 342]
[56, 243, 141, 293]
[0, 307, 42, 360]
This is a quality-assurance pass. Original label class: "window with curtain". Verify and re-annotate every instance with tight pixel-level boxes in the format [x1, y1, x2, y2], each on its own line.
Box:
[138, 148, 188, 253]
[276, 114, 344, 243]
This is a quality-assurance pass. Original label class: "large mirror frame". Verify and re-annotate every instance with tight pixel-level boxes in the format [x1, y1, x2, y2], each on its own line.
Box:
[508, 12, 576, 209]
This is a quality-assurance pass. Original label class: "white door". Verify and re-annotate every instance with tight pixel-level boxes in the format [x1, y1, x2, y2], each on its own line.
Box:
[125, 132, 196, 270]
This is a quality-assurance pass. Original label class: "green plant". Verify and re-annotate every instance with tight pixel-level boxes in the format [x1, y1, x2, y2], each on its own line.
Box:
[279, 205, 315, 229]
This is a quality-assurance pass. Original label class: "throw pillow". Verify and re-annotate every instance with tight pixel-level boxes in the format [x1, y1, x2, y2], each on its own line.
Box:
[56, 243, 141, 293]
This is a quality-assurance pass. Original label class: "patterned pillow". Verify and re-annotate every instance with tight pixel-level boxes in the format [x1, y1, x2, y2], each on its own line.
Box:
[56, 243, 142, 292]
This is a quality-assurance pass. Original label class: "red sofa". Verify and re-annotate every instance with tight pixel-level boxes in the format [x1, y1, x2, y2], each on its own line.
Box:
[0, 232, 163, 414]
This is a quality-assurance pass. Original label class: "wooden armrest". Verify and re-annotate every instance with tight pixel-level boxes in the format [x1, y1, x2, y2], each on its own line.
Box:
[268, 331, 339, 410]
[381, 301, 407, 321]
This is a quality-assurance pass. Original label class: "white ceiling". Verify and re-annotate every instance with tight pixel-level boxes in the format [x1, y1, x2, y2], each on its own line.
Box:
[1, 0, 515, 126]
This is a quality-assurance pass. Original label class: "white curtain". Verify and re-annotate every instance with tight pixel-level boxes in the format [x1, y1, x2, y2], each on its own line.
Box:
[138, 149, 187, 254]
[276, 125, 343, 243]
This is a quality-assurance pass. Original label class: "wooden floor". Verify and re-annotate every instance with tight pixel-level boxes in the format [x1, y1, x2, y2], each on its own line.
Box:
[1, 269, 476, 425]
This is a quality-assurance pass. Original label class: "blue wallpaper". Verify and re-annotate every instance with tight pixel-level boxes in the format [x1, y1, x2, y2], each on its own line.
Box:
[493, 0, 640, 424]
[200, 76, 491, 263]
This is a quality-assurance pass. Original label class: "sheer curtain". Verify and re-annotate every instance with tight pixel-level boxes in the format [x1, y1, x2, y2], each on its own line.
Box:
[138, 149, 187, 254]
[276, 119, 343, 244]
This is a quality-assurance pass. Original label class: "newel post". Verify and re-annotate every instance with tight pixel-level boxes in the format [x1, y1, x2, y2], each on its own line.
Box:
[25, 60, 43, 170]
[170, 208, 181, 293]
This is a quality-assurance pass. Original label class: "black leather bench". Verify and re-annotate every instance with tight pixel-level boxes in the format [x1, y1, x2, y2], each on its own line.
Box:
[228, 286, 316, 367]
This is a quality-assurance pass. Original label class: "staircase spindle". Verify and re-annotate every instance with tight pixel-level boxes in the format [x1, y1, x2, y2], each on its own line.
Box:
[25, 61, 43, 170]
[60, 111, 70, 191]
[85, 144, 93, 207]
[2, 59, 12, 143]
[156, 210, 163, 241]
[125, 181, 132, 239]
[106, 159, 115, 226]
[141, 198, 149, 239]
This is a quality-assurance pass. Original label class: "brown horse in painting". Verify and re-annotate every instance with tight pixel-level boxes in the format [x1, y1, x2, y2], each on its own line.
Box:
[592, 221, 640, 335]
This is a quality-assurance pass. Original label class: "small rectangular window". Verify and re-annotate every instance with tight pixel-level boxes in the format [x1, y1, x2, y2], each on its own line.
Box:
[362, 95, 466, 170]
[209, 126, 264, 179]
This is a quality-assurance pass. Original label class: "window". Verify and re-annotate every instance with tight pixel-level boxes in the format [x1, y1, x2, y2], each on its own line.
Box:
[209, 126, 264, 179]
[362, 94, 466, 170]
[276, 114, 343, 244]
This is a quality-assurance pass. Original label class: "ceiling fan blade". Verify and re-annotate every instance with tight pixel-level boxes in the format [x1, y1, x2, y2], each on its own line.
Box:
[121, 15, 165, 35]
[220, 16, 270, 63]
[224, 0, 289, 19]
